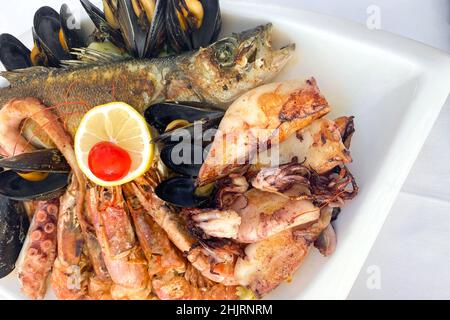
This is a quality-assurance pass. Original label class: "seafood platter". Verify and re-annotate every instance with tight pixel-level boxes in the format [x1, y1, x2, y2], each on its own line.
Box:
[0, 0, 449, 300]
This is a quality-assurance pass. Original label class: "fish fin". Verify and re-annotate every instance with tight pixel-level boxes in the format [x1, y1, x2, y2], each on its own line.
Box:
[60, 48, 129, 68]
[0, 66, 53, 85]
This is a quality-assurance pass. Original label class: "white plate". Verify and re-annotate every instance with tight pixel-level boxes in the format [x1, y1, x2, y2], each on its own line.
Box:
[0, 0, 449, 300]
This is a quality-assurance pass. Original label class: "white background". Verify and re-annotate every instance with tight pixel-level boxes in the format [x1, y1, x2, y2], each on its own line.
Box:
[0, 0, 449, 299]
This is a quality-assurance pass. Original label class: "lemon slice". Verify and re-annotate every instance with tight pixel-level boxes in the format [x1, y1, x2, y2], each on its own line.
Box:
[75, 102, 153, 187]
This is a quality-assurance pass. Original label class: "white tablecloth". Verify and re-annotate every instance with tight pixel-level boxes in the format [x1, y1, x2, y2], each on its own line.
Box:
[0, 0, 449, 299]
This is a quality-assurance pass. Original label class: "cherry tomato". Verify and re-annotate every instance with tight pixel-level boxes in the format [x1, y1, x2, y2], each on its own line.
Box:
[88, 141, 132, 182]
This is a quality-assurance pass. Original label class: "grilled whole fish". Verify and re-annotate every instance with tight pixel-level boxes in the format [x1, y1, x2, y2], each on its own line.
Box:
[0, 24, 295, 147]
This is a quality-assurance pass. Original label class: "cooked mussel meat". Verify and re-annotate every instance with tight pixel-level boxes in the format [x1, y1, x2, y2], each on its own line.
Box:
[0, 34, 32, 71]
[166, 0, 221, 53]
[0, 197, 29, 279]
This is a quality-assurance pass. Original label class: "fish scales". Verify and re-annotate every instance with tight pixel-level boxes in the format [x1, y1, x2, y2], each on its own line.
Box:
[0, 24, 295, 147]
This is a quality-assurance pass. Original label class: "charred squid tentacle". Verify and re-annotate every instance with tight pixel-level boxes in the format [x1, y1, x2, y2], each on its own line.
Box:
[189, 188, 321, 244]
[18, 200, 58, 299]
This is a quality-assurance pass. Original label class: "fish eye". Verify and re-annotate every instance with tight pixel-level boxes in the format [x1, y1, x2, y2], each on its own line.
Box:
[214, 39, 236, 67]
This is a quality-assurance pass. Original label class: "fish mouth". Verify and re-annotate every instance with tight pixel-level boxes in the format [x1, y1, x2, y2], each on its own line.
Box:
[269, 43, 296, 67]
[236, 23, 295, 68]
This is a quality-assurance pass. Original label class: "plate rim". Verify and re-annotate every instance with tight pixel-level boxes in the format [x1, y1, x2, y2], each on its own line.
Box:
[0, 0, 449, 300]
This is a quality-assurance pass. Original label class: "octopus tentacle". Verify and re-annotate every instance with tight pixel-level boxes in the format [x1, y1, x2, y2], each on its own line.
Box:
[0, 98, 89, 299]
[18, 200, 59, 299]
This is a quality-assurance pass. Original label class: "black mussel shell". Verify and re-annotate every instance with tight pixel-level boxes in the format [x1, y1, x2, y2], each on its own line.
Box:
[80, 0, 125, 49]
[166, 0, 192, 53]
[160, 143, 206, 177]
[114, 0, 166, 58]
[166, 0, 221, 53]
[191, 0, 221, 49]
[144, 0, 167, 58]
[0, 149, 70, 173]
[115, 0, 148, 57]
[155, 176, 209, 208]
[0, 34, 32, 71]
[151, 115, 222, 145]
[0, 171, 69, 201]
[33, 6, 71, 66]
[31, 28, 50, 66]
[211, 5, 222, 44]
[145, 102, 224, 134]
[60, 4, 86, 51]
[0, 197, 29, 279]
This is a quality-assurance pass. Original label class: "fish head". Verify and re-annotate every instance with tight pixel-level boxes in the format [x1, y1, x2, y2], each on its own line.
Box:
[186, 23, 296, 107]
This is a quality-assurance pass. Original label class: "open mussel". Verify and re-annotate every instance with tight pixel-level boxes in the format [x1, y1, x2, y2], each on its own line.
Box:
[0, 171, 69, 201]
[81, 0, 222, 57]
[166, 0, 221, 53]
[0, 149, 70, 173]
[132, 0, 167, 56]
[0, 4, 87, 71]
[155, 176, 211, 208]
[160, 142, 205, 177]
[32, 6, 72, 67]
[80, 0, 126, 49]
[81, 0, 166, 58]
[0, 149, 70, 201]
[59, 4, 86, 52]
[147, 102, 222, 207]
[120, 0, 167, 57]
[145, 101, 224, 133]
[0, 197, 30, 279]
[0, 34, 32, 71]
